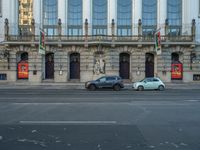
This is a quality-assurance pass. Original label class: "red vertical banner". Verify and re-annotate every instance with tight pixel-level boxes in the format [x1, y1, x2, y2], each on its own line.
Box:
[171, 63, 183, 80]
[18, 61, 29, 79]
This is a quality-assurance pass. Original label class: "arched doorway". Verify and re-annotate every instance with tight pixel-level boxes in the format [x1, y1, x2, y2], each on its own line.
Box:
[17, 52, 29, 79]
[145, 53, 154, 77]
[119, 53, 130, 79]
[45, 53, 54, 79]
[171, 53, 179, 63]
[70, 53, 80, 79]
[20, 52, 28, 61]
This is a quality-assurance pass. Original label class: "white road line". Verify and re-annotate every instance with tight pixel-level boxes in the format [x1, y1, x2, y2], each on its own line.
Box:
[19, 120, 117, 125]
[184, 100, 200, 102]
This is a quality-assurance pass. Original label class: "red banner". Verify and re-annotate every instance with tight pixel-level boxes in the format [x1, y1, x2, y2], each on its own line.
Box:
[171, 63, 183, 80]
[18, 61, 29, 79]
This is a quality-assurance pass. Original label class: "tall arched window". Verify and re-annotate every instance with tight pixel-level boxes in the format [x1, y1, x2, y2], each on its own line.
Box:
[67, 0, 82, 36]
[43, 0, 58, 35]
[167, 0, 182, 35]
[117, 0, 132, 36]
[142, 0, 157, 35]
[92, 0, 107, 35]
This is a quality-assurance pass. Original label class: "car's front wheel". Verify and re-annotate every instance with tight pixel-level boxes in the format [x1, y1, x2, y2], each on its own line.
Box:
[113, 84, 120, 91]
[88, 84, 96, 91]
[138, 86, 144, 91]
[158, 85, 165, 91]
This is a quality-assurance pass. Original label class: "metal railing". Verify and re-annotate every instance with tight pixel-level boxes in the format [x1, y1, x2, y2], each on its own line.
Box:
[6, 34, 193, 43]
[4, 22, 195, 44]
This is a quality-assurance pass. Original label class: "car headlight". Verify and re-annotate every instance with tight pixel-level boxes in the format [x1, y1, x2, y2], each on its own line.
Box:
[133, 83, 137, 88]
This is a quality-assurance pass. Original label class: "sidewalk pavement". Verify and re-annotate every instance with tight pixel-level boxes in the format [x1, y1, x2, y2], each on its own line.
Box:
[0, 81, 200, 90]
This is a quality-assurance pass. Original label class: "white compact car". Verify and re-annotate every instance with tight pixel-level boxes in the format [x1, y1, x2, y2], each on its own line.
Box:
[133, 77, 165, 91]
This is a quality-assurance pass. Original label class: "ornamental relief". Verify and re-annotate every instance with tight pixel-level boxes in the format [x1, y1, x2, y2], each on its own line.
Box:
[93, 52, 106, 75]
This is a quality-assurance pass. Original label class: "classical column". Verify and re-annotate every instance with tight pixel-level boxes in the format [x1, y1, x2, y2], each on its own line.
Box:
[31, 19, 35, 42]
[158, 0, 167, 35]
[58, 19, 62, 36]
[165, 19, 169, 41]
[58, 18, 62, 45]
[58, 0, 66, 25]
[133, 0, 142, 35]
[83, 0, 91, 35]
[192, 19, 196, 42]
[108, 0, 116, 35]
[33, 0, 42, 27]
[111, 19, 115, 47]
[4, 18, 9, 41]
[138, 19, 142, 37]
[84, 19, 89, 47]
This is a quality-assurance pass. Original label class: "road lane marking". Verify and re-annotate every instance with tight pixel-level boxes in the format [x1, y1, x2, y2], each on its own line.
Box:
[184, 100, 200, 102]
[19, 120, 117, 125]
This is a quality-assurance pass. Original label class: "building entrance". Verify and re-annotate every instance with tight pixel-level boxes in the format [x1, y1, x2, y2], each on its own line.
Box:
[70, 53, 80, 79]
[119, 53, 130, 79]
[145, 53, 154, 77]
[45, 53, 54, 79]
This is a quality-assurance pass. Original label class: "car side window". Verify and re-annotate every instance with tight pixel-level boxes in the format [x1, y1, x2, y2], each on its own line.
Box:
[145, 79, 152, 82]
[106, 77, 116, 81]
[153, 78, 159, 82]
[99, 77, 106, 82]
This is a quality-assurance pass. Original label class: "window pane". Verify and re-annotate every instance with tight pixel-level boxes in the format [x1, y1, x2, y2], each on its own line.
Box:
[92, 0, 107, 35]
[142, 0, 157, 26]
[117, 0, 132, 36]
[167, 0, 182, 26]
[142, 0, 157, 35]
[43, 0, 58, 35]
[167, 0, 182, 35]
[67, 0, 82, 36]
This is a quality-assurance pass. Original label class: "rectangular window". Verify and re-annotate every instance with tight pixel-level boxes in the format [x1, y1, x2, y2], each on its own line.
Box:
[67, 0, 83, 36]
[117, 0, 132, 36]
[167, 0, 182, 35]
[43, 0, 58, 35]
[0, 0, 2, 17]
[92, 0, 107, 35]
[0, 74, 7, 80]
[142, 0, 157, 35]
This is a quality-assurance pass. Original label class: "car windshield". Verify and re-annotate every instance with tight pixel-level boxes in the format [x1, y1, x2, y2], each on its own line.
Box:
[139, 78, 146, 82]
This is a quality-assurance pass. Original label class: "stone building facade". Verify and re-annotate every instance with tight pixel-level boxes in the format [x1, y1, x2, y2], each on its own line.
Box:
[0, 0, 200, 83]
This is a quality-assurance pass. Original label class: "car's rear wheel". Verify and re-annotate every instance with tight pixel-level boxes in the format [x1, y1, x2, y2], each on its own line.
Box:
[113, 84, 120, 91]
[138, 86, 144, 91]
[89, 84, 96, 91]
[158, 85, 165, 91]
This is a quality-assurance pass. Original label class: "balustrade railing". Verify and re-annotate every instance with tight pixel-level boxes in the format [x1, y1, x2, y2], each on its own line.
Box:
[3, 18, 195, 44]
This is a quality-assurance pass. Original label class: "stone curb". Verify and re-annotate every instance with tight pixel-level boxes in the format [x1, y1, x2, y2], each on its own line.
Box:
[0, 83, 200, 90]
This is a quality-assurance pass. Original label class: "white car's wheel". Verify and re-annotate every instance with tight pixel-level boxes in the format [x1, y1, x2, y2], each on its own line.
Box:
[158, 85, 165, 91]
[138, 86, 144, 91]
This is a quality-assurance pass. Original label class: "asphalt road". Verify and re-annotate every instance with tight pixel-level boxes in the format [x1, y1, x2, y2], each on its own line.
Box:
[0, 89, 200, 150]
